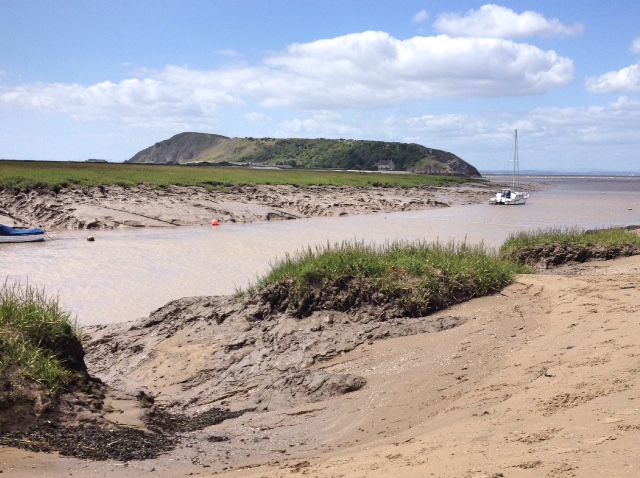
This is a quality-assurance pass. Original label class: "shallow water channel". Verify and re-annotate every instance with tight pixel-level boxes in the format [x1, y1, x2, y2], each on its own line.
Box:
[2, 176, 639, 326]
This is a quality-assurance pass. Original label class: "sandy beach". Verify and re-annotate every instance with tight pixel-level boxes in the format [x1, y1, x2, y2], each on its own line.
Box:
[2, 252, 639, 477]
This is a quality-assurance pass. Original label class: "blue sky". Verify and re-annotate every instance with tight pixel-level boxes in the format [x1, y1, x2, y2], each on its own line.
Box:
[1, 1, 639, 172]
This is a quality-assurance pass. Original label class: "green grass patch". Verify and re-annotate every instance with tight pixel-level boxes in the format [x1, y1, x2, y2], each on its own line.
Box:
[0, 282, 83, 394]
[248, 240, 528, 317]
[0, 160, 475, 192]
[499, 227, 640, 266]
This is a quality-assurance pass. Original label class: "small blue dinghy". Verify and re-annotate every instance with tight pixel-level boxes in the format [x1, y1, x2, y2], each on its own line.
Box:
[0, 224, 46, 243]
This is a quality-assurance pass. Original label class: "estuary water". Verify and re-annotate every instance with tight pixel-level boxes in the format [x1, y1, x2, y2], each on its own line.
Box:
[2, 176, 639, 326]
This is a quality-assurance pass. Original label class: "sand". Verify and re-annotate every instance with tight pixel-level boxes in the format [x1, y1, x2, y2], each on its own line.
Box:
[2, 254, 639, 477]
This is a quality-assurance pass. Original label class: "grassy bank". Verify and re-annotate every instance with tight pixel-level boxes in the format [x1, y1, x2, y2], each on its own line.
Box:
[0, 282, 84, 395]
[499, 227, 640, 267]
[248, 240, 528, 318]
[0, 160, 475, 192]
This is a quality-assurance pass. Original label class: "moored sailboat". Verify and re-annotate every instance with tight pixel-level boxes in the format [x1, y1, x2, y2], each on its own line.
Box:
[489, 129, 529, 205]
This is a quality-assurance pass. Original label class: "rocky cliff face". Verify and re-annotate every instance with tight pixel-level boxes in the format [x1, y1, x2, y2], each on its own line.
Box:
[126, 132, 481, 177]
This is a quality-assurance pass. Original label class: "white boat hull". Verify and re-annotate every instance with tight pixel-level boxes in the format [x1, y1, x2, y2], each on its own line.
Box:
[0, 224, 46, 243]
[489, 190, 529, 205]
[0, 233, 46, 243]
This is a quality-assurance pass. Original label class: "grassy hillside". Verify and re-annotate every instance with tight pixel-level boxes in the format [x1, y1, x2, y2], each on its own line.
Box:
[126, 133, 481, 177]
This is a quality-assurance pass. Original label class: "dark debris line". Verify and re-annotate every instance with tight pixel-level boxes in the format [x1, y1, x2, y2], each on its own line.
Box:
[0, 407, 248, 461]
[144, 406, 248, 434]
[0, 423, 176, 461]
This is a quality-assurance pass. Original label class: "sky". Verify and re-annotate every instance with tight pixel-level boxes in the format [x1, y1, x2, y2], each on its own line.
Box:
[1, 1, 639, 172]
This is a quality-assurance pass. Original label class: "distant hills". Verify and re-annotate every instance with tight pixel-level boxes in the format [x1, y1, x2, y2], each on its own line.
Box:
[126, 132, 481, 177]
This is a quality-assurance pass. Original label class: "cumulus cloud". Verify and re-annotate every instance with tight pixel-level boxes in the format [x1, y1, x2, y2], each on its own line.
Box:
[434, 4, 584, 39]
[586, 63, 640, 93]
[412, 9, 429, 24]
[0, 72, 242, 123]
[0, 30, 574, 123]
[630, 38, 640, 54]
[262, 31, 574, 106]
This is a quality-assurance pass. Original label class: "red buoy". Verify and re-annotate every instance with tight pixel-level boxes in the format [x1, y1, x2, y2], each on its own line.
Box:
[211, 219, 219, 226]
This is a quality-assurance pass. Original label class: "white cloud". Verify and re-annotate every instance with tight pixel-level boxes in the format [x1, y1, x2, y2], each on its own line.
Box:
[586, 63, 640, 93]
[262, 31, 574, 106]
[0, 69, 245, 123]
[396, 96, 640, 170]
[275, 115, 355, 138]
[520, 97, 640, 150]
[412, 9, 429, 24]
[434, 4, 584, 39]
[630, 38, 640, 54]
[0, 31, 574, 124]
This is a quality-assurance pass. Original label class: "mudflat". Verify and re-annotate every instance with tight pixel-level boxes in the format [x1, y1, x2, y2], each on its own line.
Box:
[0, 181, 498, 230]
[2, 254, 639, 477]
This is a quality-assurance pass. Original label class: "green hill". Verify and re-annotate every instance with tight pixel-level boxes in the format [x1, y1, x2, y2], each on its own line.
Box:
[126, 132, 481, 177]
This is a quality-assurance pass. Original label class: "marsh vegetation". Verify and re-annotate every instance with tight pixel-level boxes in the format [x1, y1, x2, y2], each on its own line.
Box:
[0, 160, 475, 192]
[248, 240, 528, 318]
[499, 226, 640, 267]
[0, 282, 84, 395]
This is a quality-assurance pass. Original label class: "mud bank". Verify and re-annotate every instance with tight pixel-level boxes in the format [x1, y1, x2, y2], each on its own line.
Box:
[84, 295, 465, 414]
[0, 182, 497, 230]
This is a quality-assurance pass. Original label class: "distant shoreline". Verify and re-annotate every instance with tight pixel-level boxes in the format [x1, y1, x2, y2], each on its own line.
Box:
[482, 171, 639, 177]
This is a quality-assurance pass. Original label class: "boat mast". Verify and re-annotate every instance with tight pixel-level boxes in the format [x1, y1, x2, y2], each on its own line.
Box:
[512, 129, 518, 189]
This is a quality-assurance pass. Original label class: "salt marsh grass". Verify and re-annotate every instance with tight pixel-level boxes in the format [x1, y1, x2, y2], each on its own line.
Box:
[250, 240, 528, 317]
[499, 226, 640, 267]
[0, 160, 474, 191]
[500, 227, 640, 259]
[0, 282, 80, 393]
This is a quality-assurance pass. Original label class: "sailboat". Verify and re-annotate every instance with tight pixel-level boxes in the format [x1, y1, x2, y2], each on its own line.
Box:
[488, 129, 529, 205]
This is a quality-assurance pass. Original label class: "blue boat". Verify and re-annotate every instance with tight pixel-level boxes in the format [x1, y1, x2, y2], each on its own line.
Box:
[0, 224, 46, 243]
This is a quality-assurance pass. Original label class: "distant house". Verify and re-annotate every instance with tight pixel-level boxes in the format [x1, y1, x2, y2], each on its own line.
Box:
[85, 159, 108, 163]
[376, 159, 396, 171]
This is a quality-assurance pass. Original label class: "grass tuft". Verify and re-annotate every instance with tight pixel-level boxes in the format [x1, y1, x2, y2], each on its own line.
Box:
[499, 227, 640, 266]
[248, 240, 528, 317]
[0, 282, 82, 394]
